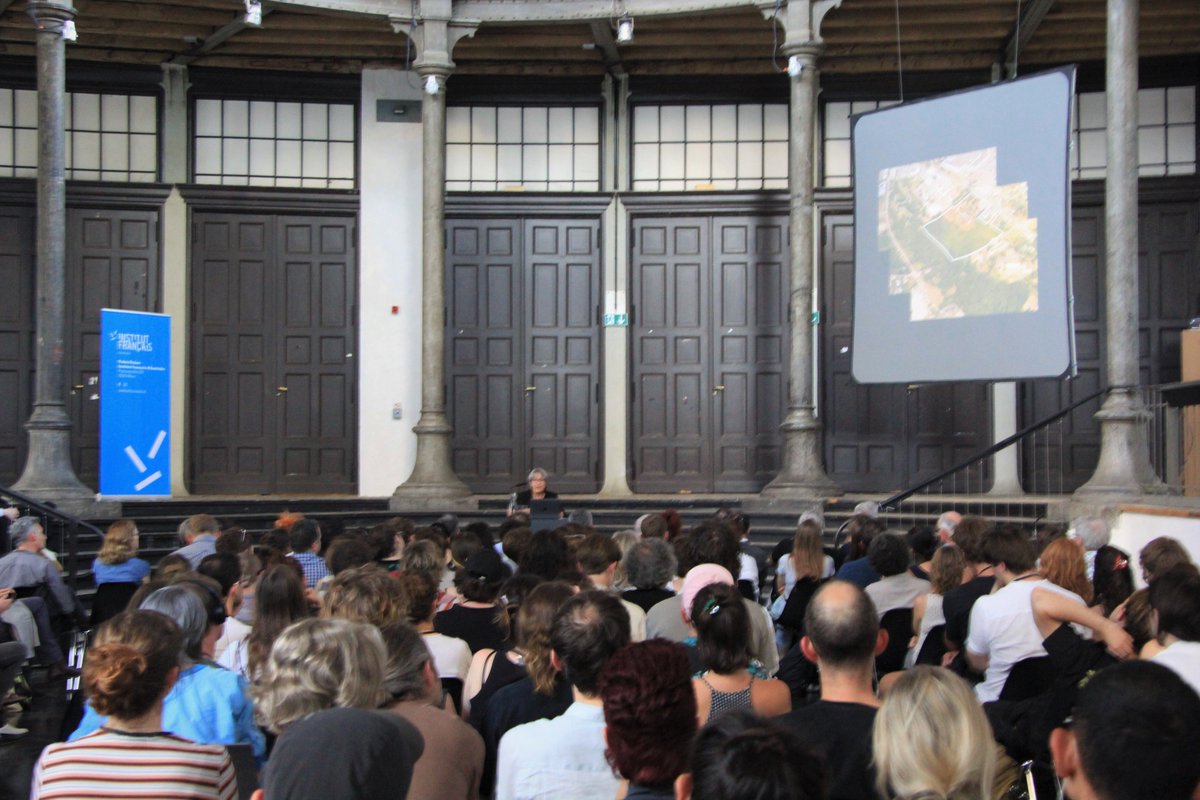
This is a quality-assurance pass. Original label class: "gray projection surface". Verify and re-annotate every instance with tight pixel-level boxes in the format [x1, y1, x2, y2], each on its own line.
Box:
[851, 68, 1075, 384]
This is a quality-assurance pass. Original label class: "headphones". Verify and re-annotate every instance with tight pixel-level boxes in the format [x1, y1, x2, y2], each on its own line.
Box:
[178, 578, 228, 627]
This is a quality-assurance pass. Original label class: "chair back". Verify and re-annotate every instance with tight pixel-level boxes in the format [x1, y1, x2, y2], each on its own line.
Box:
[999, 656, 1055, 702]
[875, 608, 914, 675]
[914, 623, 948, 666]
[441, 676, 465, 715]
[89, 582, 140, 627]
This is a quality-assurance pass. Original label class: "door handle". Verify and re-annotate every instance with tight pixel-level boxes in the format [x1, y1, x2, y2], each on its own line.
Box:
[72, 384, 84, 391]
[525, 386, 536, 392]
[713, 384, 725, 393]
[276, 386, 288, 391]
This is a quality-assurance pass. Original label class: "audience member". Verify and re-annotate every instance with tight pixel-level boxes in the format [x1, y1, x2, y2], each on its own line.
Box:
[1049, 660, 1200, 800]
[621, 537, 677, 613]
[935, 510, 962, 544]
[435, 549, 511, 652]
[575, 533, 646, 640]
[322, 564, 407, 628]
[966, 525, 1087, 702]
[1068, 516, 1110, 579]
[873, 666, 1006, 800]
[71, 584, 266, 763]
[610, 529, 640, 591]
[170, 514, 221, 569]
[778, 581, 884, 800]
[908, 543, 965, 667]
[906, 524, 938, 579]
[257, 707, 423, 800]
[218, 564, 309, 681]
[941, 515, 996, 656]
[729, 511, 767, 601]
[1138, 536, 1193, 585]
[679, 711, 826, 800]
[1146, 564, 1200, 695]
[775, 518, 834, 602]
[252, 617, 389, 734]
[153, 553, 192, 582]
[399, 571, 471, 684]
[322, 534, 375, 578]
[288, 518, 329, 588]
[91, 519, 151, 586]
[863, 532, 928, 619]
[598, 639, 696, 800]
[34, 610, 238, 799]
[691, 582, 790, 723]
[198, 552, 241, 606]
[381, 622, 484, 800]
[834, 516, 886, 588]
[1091, 545, 1134, 616]
[494, 590, 630, 800]
[519, 529, 573, 582]
[1039, 537, 1094, 604]
[0, 516, 84, 623]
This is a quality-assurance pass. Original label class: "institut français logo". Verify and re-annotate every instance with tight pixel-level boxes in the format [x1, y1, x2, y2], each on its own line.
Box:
[108, 330, 154, 353]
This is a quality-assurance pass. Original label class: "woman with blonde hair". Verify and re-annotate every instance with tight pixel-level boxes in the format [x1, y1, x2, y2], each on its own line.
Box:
[252, 616, 389, 733]
[873, 666, 1011, 800]
[908, 544, 966, 667]
[1039, 538, 1094, 605]
[775, 519, 833, 600]
[92, 519, 151, 586]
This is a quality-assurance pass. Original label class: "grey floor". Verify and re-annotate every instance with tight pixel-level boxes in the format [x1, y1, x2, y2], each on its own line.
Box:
[0, 671, 69, 800]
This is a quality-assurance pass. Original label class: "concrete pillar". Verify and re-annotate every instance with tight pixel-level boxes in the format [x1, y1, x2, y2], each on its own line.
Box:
[12, 1, 111, 516]
[160, 64, 190, 496]
[988, 382, 1024, 495]
[390, 7, 476, 510]
[759, 21, 840, 504]
[1076, 0, 1167, 498]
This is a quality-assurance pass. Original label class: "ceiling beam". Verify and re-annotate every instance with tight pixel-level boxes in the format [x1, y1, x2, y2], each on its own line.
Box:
[1001, 0, 1056, 76]
[588, 19, 626, 76]
[167, 6, 274, 65]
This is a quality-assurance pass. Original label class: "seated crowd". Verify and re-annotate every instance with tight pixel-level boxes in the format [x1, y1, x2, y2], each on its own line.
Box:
[3, 501, 1200, 800]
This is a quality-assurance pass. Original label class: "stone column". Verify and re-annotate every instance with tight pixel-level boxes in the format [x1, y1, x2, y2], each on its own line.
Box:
[12, 1, 108, 516]
[1076, 0, 1166, 499]
[759, 32, 840, 504]
[390, 8, 476, 510]
[161, 64, 190, 495]
[988, 383, 1024, 495]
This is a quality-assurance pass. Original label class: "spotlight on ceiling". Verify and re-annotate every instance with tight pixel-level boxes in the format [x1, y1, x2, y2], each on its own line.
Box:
[243, 0, 262, 27]
[615, 15, 634, 44]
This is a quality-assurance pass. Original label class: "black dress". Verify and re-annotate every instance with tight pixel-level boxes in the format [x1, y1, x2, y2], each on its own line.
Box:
[434, 604, 507, 653]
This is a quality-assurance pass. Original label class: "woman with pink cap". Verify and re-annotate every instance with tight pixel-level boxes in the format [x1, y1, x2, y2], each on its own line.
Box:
[680, 565, 791, 724]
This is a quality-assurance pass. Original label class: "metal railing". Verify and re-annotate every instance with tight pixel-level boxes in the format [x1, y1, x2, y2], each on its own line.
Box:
[0, 484, 104, 592]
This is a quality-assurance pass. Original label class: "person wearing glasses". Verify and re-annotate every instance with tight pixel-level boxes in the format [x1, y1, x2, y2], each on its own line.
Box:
[92, 519, 151, 586]
[508, 468, 557, 516]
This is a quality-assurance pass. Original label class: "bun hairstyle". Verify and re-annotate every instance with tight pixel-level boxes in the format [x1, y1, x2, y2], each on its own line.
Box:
[85, 610, 183, 720]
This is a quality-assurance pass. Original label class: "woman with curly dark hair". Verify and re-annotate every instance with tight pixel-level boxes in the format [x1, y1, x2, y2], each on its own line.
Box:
[598, 639, 696, 799]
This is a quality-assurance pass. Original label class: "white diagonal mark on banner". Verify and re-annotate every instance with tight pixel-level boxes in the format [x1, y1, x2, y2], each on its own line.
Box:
[148, 430, 167, 459]
[134, 471, 162, 491]
[124, 445, 147, 473]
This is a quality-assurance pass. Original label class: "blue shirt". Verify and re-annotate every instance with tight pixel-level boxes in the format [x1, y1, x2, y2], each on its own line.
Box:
[171, 535, 218, 570]
[70, 662, 266, 765]
[291, 550, 329, 588]
[835, 557, 881, 590]
[91, 557, 150, 585]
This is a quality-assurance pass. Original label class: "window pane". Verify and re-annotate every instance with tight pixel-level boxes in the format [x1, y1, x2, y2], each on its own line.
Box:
[523, 108, 547, 143]
[686, 106, 711, 141]
[548, 107, 574, 143]
[660, 106, 685, 142]
[1138, 89, 1165, 126]
[446, 107, 472, 143]
[100, 94, 129, 133]
[575, 107, 599, 144]
[632, 106, 658, 143]
[72, 92, 100, 131]
[277, 102, 302, 138]
[329, 104, 355, 141]
[250, 101, 275, 138]
[763, 104, 788, 140]
[712, 106, 737, 140]
[302, 103, 328, 139]
[497, 107, 523, 143]
[472, 107, 497, 143]
[130, 95, 156, 134]
[223, 100, 249, 137]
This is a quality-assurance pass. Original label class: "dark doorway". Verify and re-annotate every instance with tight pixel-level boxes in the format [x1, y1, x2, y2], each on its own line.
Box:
[0, 206, 34, 486]
[446, 217, 602, 494]
[630, 215, 789, 493]
[190, 212, 358, 494]
[820, 212, 992, 493]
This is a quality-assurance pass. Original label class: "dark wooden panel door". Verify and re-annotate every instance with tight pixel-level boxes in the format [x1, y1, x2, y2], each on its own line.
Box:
[712, 218, 789, 491]
[447, 221, 522, 491]
[524, 220, 601, 491]
[820, 212, 991, 493]
[1021, 198, 1200, 492]
[191, 212, 357, 494]
[446, 217, 602, 494]
[66, 208, 160, 487]
[631, 215, 789, 492]
[275, 218, 357, 492]
[0, 207, 34, 485]
[632, 218, 713, 492]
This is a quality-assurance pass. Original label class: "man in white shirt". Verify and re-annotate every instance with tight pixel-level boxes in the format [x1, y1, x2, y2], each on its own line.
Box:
[495, 591, 630, 800]
[966, 525, 1085, 702]
[1146, 564, 1200, 697]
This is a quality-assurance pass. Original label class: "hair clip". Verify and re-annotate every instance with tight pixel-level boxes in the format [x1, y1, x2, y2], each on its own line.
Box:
[1113, 555, 1128, 571]
[702, 597, 721, 616]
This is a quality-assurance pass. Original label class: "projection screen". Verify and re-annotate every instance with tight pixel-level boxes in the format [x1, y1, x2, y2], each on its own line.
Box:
[851, 67, 1076, 384]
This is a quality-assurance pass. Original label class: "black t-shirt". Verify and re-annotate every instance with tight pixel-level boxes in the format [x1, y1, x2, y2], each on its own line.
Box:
[778, 700, 879, 800]
[942, 575, 996, 649]
[434, 604, 508, 653]
[514, 488, 558, 506]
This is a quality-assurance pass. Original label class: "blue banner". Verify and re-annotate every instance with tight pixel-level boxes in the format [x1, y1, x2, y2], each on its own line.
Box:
[100, 309, 171, 496]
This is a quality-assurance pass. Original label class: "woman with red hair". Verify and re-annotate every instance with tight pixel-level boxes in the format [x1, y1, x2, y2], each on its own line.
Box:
[598, 639, 697, 799]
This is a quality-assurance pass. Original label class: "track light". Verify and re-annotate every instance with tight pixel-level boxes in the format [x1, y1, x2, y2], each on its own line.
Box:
[244, 0, 262, 27]
[61, 20, 77, 41]
[616, 15, 634, 44]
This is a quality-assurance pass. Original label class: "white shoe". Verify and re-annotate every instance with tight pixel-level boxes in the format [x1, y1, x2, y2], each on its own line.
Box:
[0, 723, 28, 737]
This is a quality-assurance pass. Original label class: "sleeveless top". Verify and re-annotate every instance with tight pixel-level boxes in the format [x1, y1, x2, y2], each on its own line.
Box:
[700, 673, 754, 722]
[468, 649, 527, 729]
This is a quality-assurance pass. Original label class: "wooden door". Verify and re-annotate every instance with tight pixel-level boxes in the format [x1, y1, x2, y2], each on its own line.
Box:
[190, 212, 357, 494]
[66, 208, 160, 487]
[446, 217, 602, 494]
[0, 207, 34, 486]
[820, 211, 991, 493]
[630, 215, 790, 492]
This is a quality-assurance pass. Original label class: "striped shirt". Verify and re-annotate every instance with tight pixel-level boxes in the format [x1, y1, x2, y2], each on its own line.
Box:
[33, 728, 237, 799]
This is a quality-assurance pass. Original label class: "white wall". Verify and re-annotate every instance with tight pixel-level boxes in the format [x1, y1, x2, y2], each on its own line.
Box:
[357, 69, 424, 496]
[1111, 508, 1200, 588]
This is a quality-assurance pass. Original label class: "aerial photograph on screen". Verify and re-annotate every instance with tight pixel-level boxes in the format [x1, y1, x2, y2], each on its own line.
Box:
[878, 146, 1038, 321]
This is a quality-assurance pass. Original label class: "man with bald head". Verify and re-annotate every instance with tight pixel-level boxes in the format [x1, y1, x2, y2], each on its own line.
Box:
[778, 581, 886, 800]
[936, 510, 962, 544]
